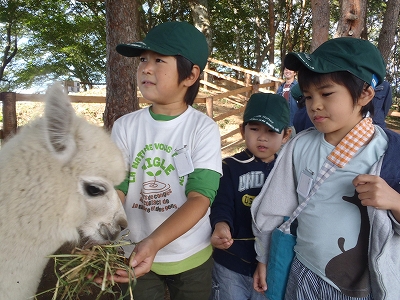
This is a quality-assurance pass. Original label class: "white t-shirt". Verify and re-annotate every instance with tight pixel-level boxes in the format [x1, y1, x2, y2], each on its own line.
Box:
[111, 106, 222, 262]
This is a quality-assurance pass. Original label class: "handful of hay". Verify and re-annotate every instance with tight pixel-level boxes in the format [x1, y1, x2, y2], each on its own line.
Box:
[35, 237, 136, 300]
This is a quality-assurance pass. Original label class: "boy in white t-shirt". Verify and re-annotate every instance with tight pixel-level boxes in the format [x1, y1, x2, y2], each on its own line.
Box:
[109, 21, 222, 300]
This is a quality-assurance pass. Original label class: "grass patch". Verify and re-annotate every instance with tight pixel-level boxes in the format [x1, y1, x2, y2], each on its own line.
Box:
[386, 115, 400, 131]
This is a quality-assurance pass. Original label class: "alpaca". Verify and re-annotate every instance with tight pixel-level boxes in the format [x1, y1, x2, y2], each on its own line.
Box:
[0, 84, 128, 300]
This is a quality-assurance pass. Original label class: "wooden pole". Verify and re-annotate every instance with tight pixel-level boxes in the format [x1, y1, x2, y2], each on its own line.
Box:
[1, 92, 17, 142]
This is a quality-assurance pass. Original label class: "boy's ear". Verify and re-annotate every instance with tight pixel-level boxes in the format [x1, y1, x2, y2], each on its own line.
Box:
[282, 128, 292, 144]
[358, 85, 375, 106]
[183, 65, 201, 87]
[239, 123, 245, 139]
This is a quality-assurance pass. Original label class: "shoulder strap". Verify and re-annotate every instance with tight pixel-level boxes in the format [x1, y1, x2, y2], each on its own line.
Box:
[279, 117, 375, 233]
[279, 160, 337, 233]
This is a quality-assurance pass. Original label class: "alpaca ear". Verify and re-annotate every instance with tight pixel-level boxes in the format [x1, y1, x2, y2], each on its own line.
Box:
[44, 83, 77, 163]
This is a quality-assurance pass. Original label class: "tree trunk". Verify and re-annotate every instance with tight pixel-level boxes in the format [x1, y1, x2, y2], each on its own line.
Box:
[0, 4, 18, 84]
[267, 0, 276, 76]
[377, 0, 400, 65]
[334, 0, 367, 38]
[104, 0, 140, 130]
[311, 0, 330, 51]
[284, 0, 293, 52]
[189, 0, 212, 54]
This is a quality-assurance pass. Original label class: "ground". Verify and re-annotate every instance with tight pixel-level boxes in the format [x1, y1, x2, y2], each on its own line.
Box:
[385, 113, 400, 133]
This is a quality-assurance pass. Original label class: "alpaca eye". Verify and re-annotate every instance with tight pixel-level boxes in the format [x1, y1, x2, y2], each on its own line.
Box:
[84, 183, 106, 196]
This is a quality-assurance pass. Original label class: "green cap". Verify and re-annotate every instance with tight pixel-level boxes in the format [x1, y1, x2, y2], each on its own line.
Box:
[116, 21, 209, 71]
[243, 93, 290, 133]
[290, 83, 303, 101]
[284, 37, 386, 88]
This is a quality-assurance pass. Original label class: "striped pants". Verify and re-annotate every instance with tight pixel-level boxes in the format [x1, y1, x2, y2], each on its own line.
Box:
[285, 257, 373, 300]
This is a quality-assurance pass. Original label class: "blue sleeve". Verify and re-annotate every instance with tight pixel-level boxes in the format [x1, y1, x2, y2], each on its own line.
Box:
[276, 83, 283, 95]
[209, 160, 235, 231]
[383, 82, 393, 116]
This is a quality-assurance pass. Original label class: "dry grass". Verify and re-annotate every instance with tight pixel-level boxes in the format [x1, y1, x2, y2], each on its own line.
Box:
[16, 102, 106, 128]
[35, 237, 136, 300]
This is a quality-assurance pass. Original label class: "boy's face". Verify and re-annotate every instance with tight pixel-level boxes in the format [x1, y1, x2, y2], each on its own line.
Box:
[241, 121, 290, 163]
[137, 50, 187, 109]
[303, 80, 371, 145]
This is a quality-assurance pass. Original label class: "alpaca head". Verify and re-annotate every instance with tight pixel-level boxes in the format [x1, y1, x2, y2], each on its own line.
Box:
[0, 83, 129, 299]
[41, 83, 128, 246]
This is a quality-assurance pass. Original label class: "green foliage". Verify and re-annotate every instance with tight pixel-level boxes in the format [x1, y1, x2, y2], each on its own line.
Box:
[209, 0, 271, 71]
[1, 0, 400, 92]
[1, 0, 106, 91]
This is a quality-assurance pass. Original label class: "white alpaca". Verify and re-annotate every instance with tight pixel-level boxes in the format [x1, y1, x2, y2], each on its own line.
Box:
[0, 84, 128, 300]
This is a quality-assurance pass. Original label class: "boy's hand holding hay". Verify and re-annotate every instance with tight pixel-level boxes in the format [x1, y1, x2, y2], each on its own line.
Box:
[34, 235, 136, 300]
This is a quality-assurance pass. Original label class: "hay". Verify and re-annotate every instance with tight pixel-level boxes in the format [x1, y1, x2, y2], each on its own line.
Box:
[34, 237, 136, 300]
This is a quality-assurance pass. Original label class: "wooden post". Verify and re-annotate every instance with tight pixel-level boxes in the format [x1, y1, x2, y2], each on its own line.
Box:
[1, 92, 17, 142]
[206, 96, 214, 119]
[245, 73, 251, 98]
[203, 62, 209, 91]
[252, 84, 260, 94]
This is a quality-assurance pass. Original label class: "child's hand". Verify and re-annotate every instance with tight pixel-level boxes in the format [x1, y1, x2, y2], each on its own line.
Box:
[253, 262, 267, 293]
[353, 174, 400, 220]
[90, 238, 158, 283]
[128, 237, 158, 278]
[89, 268, 132, 284]
[211, 222, 233, 249]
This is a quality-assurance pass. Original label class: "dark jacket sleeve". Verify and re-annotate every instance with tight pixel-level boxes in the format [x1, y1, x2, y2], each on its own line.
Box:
[210, 160, 236, 232]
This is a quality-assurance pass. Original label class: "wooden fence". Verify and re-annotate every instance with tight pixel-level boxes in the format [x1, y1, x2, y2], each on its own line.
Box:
[0, 58, 282, 150]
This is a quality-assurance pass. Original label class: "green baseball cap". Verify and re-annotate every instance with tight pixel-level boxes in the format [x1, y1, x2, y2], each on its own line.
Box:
[116, 21, 209, 71]
[243, 93, 290, 133]
[284, 37, 386, 88]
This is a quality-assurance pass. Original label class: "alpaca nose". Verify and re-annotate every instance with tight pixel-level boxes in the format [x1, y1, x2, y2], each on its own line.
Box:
[119, 217, 128, 231]
[99, 217, 128, 241]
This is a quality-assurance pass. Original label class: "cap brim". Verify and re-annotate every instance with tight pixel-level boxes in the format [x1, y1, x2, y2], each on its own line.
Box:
[116, 43, 147, 57]
[285, 52, 353, 75]
[116, 41, 180, 58]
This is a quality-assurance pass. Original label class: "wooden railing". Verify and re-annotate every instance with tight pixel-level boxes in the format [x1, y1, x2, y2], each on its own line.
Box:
[1, 58, 282, 150]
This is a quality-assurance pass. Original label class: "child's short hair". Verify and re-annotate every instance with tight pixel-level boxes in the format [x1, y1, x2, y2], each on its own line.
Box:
[176, 55, 200, 105]
[243, 93, 290, 133]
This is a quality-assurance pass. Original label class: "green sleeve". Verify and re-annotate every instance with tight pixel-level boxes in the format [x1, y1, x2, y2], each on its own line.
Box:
[115, 172, 129, 195]
[185, 168, 221, 205]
